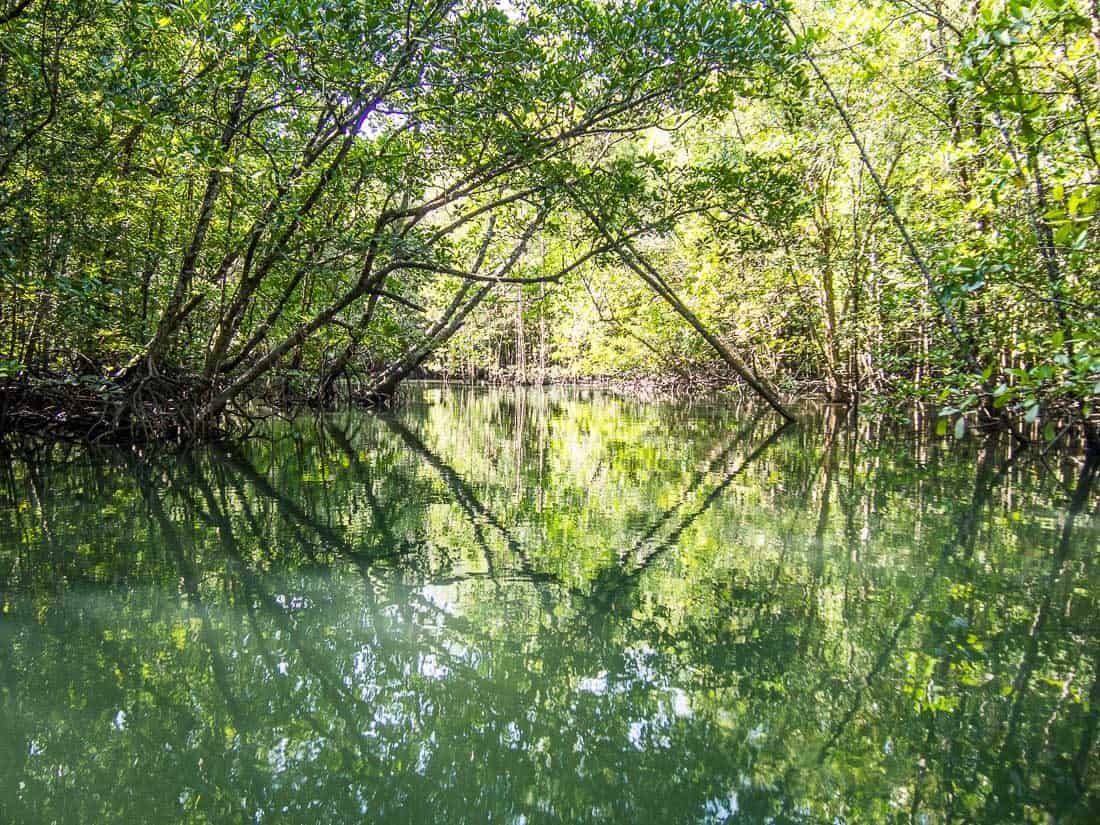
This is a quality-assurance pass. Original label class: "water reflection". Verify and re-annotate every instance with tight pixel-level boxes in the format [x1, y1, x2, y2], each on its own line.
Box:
[0, 386, 1096, 824]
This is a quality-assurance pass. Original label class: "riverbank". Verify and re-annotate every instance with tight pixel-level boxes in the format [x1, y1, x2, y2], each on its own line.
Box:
[1, 363, 1096, 454]
[404, 368, 1099, 455]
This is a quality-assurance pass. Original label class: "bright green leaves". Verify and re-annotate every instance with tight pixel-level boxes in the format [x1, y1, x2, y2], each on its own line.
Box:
[0, 0, 801, 405]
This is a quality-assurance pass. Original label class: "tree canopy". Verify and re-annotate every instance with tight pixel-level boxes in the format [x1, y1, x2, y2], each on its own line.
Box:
[0, 0, 1096, 445]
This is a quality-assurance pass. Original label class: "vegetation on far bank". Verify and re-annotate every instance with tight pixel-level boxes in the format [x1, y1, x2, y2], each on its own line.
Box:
[0, 0, 1097, 447]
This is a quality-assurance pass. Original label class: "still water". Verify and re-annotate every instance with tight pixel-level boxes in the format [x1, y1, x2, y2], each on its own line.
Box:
[0, 386, 1096, 824]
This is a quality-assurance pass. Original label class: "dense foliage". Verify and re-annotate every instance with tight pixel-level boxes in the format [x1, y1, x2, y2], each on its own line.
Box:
[438, 0, 1100, 442]
[0, 0, 1096, 443]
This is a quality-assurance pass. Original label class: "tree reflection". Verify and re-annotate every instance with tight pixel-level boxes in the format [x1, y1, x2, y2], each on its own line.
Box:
[0, 387, 1096, 823]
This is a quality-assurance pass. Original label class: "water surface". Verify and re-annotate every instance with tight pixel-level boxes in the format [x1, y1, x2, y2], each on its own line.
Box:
[0, 386, 1097, 823]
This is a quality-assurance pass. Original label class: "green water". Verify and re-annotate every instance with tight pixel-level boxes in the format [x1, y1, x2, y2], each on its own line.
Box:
[0, 386, 1096, 824]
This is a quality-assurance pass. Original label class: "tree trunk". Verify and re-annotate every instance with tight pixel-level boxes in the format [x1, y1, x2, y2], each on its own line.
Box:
[514, 284, 526, 384]
[566, 187, 795, 422]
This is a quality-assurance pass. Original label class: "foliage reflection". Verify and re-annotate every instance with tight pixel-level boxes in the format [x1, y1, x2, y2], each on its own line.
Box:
[0, 387, 1096, 824]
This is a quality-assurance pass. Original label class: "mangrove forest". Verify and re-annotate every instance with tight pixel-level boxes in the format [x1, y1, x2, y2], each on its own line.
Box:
[0, 0, 1098, 823]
